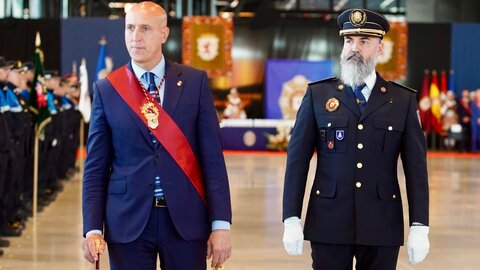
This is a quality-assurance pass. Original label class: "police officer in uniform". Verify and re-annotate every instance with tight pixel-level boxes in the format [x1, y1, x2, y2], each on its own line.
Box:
[0, 57, 12, 256]
[282, 9, 430, 269]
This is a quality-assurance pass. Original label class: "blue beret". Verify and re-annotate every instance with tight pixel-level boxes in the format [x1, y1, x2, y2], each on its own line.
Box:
[337, 9, 390, 38]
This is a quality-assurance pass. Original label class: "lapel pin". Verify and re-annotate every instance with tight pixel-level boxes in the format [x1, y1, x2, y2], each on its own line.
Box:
[177, 81, 183, 87]
[380, 86, 387, 93]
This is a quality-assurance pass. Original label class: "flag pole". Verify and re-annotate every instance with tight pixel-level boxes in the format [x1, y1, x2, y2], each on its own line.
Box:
[79, 118, 85, 180]
[33, 124, 39, 219]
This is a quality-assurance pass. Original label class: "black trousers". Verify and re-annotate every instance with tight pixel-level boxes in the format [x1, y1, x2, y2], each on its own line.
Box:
[311, 242, 399, 270]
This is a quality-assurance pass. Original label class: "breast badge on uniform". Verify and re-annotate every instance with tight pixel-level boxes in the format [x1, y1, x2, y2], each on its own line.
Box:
[327, 140, 334, 149]
[325, 97, 340, 112]
[336, 130, 345, 140]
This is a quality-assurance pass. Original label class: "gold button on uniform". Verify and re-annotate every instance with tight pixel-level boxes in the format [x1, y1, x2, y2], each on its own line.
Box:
[357, 162, 363, 168]
[388, 126, 393, 131]
[327, 123, 332, 127]
[358, 124, 364, 130]
[356, 182, 362, 188]
[316, 190, 320, 195]
[357, 143, 363, 149]
[392, 194, 396, 199]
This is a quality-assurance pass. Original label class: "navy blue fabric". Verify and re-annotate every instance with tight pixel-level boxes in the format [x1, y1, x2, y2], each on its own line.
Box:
[451, 24, 480, 94]
[108, 207, 207, 270]
[353, 84, 367, 111]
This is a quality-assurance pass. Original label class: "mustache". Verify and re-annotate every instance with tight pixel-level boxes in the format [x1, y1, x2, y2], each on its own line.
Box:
[346, 51, 364, 62]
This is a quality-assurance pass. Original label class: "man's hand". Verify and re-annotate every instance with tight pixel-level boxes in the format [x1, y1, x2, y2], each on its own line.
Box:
[207, 230, 232, 269]
[283, 217, 304, 256]
[407, 225, 430, 265]
[82, 233, 106, 263]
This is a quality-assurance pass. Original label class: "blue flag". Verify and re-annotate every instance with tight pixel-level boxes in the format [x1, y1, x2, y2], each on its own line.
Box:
[95, 37, 109, 81]
[265, 59, 332, 119]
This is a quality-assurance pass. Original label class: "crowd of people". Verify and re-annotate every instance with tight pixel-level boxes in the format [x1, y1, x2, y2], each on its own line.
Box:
[422, 86, 480, 152]
[0, 56, 82, 256]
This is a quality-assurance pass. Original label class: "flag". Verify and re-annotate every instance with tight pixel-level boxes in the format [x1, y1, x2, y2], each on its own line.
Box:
[28, 31, 51, 135]
[440, 70, 447, 107]
[182, 16, 233, 77]
[95, 37, 112, 81]
[78, 58, 91, 123]
[265, 59, 333, 119]
[429, 70, 443, 134]
[418, 69, 432, 133]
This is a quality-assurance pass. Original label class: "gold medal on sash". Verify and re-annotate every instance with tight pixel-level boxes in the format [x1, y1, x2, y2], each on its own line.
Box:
[141, 102, 160, 129]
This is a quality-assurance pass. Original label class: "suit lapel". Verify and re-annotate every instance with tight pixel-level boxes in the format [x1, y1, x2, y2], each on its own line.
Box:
[334, 82, 361, 118]
[360, 74, 390, 121]
[162, 61, 184, 117]
[117, 62, 155, 149]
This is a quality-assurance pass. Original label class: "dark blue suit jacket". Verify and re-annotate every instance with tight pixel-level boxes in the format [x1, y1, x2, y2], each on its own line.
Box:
[83, 61, 231, 243]
[283, 74, 429, 246]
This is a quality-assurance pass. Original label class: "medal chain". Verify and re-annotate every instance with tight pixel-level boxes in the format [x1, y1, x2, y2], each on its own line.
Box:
[138, 74, 166, 105]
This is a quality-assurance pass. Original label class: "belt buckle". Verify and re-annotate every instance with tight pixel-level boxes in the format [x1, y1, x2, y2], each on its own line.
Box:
[154, 197, 167, 208]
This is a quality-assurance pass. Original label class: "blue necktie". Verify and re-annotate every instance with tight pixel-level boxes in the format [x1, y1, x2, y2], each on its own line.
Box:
[145, 72, 164, 199]
[146, 72, 159, 103]
[353, 83, 367, 111]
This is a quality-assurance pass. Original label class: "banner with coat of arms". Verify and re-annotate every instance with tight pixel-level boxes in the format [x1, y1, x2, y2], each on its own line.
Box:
[182, 16, 233, 77]
[376, 22, 408, 81]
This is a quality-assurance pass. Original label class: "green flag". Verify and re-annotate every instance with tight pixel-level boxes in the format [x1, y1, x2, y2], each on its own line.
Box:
[29, 32, 51, 135]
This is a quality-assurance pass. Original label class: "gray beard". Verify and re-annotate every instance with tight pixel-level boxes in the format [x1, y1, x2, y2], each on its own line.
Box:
[340, 51, 378, 88]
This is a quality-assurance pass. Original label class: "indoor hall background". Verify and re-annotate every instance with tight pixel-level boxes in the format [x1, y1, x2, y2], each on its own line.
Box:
[0, 152, 479, 269]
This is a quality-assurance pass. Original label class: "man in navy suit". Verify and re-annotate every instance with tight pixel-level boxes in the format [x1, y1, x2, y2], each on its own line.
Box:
[282, 9, 430, 269]
[81, 2, 232, 269]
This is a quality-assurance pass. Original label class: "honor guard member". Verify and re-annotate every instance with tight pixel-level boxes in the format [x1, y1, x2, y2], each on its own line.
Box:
[12, 61, 36, 218]
[0, 60, 25, 237]
[282, 8, 430, 270]
[57, 74, 81, 179]
[2, 61, 31, 228]
[0, 57, 14, 254]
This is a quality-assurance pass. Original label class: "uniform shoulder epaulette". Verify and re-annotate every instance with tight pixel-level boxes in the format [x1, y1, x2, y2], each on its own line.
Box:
[308, 77, 338, 86]
[388, 81, 417, 93]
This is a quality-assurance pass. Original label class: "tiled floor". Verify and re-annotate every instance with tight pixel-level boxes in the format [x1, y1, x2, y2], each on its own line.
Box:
[0, 153, 479, 269]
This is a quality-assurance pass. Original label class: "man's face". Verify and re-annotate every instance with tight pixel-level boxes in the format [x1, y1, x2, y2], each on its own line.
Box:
[125, 4, 169, 70]
[339, 35, 383, 86]
[341, 35, 383, 65]
[0, 68, 9, 81]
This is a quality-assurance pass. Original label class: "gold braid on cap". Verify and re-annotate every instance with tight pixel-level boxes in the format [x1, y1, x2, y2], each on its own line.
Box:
[339, 28, 385, 37]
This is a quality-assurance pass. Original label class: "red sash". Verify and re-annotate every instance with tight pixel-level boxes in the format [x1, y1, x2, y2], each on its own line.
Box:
[107, 66, 206, 204]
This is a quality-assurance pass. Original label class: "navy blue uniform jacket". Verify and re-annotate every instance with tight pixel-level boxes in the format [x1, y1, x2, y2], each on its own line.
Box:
[83, 61, 232, 243]
[283, 74, 428, 246]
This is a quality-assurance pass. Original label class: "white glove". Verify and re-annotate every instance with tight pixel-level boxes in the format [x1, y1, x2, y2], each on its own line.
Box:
[407, 225, 430, 265]
[283, 216, 304, 256]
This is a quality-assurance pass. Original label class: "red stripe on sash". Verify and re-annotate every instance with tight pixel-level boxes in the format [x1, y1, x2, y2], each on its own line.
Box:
[107, 66, 206, 205]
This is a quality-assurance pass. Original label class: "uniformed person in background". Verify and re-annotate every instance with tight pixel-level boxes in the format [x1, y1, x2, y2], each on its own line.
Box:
[0, 57, 12, 256]
[282, 9, 430, 269]
[0, 60, 24, 238]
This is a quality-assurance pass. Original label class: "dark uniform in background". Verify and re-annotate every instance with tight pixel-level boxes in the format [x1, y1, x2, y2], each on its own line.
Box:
[0, 58, 82, 257]
[282, 9, 430, 270]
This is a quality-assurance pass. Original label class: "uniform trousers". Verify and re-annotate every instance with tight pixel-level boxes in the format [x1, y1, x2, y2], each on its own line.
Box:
[311, 242, 399, 270]
[108, 206, 207, 270]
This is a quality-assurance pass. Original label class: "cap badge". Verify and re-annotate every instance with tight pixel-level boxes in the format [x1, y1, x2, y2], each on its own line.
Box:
[325, 97, 340, 112]
[350, 9, 366, 27]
